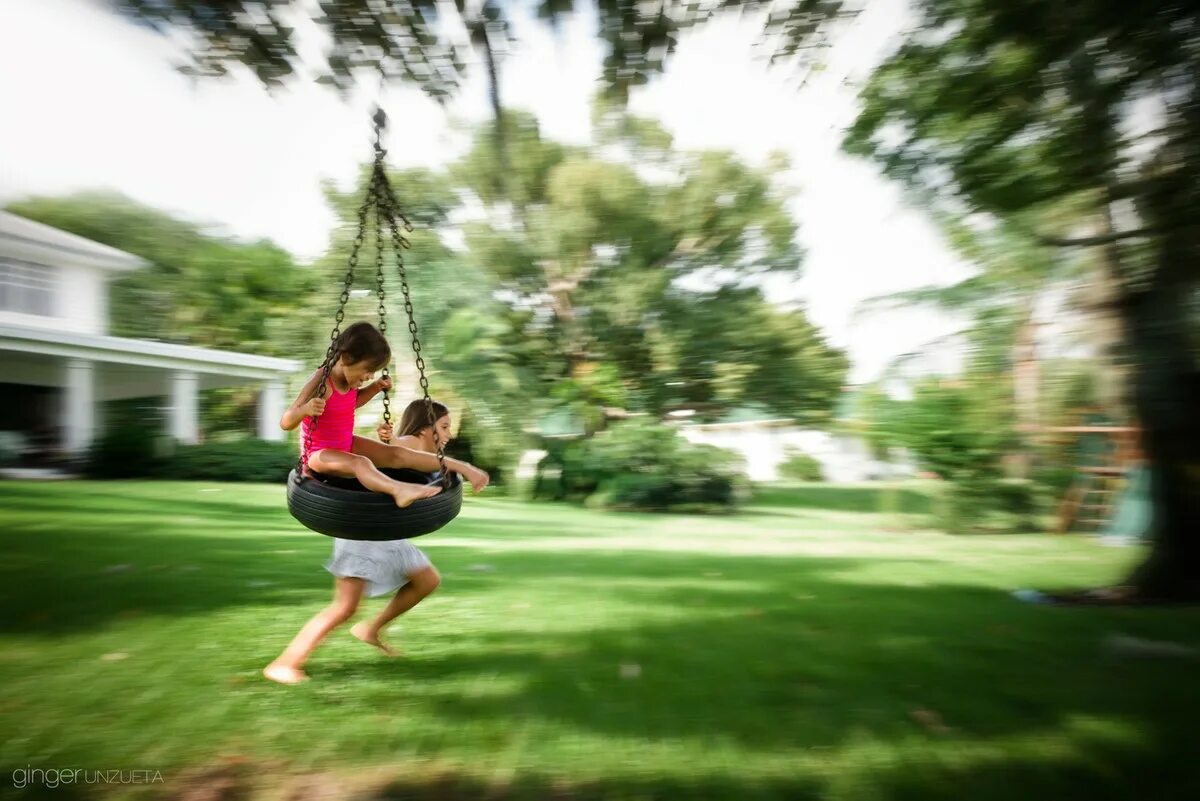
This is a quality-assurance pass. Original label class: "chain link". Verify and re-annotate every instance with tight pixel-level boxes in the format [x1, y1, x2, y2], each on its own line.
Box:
[372, 127, 392, 432]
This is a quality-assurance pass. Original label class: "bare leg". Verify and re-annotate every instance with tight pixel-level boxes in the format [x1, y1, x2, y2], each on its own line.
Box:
[310, 449, 441, 508]
[351, 567, 441, 656]
[264, 577, 366, 684]
[353, 436, 486, 492]
[353, 436, 442, 473]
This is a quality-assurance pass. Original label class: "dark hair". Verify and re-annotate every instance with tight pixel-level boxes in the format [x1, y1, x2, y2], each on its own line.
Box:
[398, 399, 450, 438]
[332, 321, 391, 370]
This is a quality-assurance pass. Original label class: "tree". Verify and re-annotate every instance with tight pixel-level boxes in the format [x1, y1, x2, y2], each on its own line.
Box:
[98, 0, 861, 451]
[654, 285, 847, 422]
[106, 1, 854, 107]
[448, 109, 847, 426]
[313, 110, 847, 453]
[846, 0, 1200, 599]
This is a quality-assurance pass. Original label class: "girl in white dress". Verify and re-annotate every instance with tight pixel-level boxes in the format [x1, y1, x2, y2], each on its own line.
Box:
[264, 398, 488, 685]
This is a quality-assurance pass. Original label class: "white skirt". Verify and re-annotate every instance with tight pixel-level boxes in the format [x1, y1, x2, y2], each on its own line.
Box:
[324, 538, 432, 597]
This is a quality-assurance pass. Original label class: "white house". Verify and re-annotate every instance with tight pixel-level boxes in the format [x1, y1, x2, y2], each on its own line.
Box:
[0, 211, 299, 465]
[678, 417, 915, 483]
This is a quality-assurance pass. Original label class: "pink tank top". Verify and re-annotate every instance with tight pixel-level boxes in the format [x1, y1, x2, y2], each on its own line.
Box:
[301, 379, 357, 459]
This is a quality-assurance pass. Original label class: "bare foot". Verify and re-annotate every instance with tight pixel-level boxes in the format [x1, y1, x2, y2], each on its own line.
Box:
[392, 481, 442, 509]
[351, 622, 401, 657]
[262, 662, 308, 685]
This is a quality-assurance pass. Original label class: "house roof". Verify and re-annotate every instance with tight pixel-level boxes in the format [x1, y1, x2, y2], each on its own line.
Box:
[0, 211, 146, 272]
[0, 321, 299, 379]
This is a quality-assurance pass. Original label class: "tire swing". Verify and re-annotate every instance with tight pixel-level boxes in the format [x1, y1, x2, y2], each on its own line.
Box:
[287, 108, 462, 541]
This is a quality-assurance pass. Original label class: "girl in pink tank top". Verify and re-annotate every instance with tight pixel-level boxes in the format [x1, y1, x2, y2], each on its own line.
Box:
[280, 322, 446, 505]
[299, 379, 358, 459]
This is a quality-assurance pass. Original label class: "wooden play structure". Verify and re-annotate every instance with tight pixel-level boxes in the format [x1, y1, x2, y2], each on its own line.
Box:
[1038, 411, 1142, 535]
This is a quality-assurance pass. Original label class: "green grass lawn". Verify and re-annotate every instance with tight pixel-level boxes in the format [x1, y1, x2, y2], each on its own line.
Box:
[1, 481, 1198, 801]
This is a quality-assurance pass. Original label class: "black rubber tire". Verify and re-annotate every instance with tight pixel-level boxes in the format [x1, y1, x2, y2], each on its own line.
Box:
[286, 468, 462, 540]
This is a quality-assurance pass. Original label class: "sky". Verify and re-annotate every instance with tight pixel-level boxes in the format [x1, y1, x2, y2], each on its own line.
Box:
[0, 0, 968, 383]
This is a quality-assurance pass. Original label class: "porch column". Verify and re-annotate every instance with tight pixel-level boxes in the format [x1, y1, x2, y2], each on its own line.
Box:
[63, 358, 95, 456]
[258, 379, 285, 441]
[169, 370, 199, 444]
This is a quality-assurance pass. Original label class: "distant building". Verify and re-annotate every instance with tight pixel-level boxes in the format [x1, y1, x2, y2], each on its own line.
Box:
[677, 409, 913, 483]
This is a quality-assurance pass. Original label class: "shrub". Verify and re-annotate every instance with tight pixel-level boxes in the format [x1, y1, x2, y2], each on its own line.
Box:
[1032, 464, 1076, 517]
[534, 420, 746, 512]
[778, 450, 824, 482]
[0, 431, 27, 467]
[936, 475, 1039, 533]
[86, 425, 165, 478]
[169, 439, 296, 482]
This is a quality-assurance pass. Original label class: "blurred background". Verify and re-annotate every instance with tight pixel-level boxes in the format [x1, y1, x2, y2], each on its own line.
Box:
[1, 0, 1198, 799]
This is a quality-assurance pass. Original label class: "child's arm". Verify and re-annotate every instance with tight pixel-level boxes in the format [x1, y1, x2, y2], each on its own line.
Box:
[280, 370, 327, 431]
[447, 457, 490, 492]
[392, 444, 490, 492]
[439, 454, 491, 493]
[355, 375, 393, 409]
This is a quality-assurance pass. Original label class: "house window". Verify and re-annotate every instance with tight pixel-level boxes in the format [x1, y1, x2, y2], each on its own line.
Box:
[0, 259, 57, 317]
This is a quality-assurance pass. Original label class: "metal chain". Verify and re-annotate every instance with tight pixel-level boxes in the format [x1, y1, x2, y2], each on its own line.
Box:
[297, 107, 448, 488]
[296, 130, 380, 478]
[377, 164, 449, 485]
[372, 151, 392, 432]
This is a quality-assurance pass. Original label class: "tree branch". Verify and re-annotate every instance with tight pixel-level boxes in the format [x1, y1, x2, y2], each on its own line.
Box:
[1039, 226, 1158, 248]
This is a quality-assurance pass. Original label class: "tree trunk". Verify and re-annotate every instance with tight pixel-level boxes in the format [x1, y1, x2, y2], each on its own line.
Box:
[476, 18, 509, 184]
[1123, 231, 1200, 601]
[1121, 68, 1200, 600]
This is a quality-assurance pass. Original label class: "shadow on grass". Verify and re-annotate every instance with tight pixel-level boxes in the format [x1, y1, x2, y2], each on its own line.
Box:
[359, 748, 1190, 801]
[0, 481, 325, 634]
[364, 773, 824, 801]
[328, 556, 1197, 799]
[309, 548, 1193, 748]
